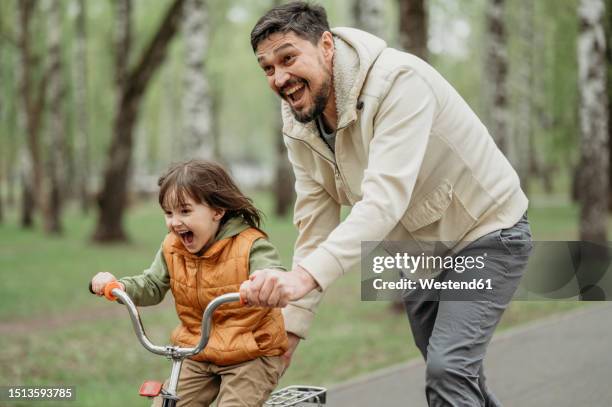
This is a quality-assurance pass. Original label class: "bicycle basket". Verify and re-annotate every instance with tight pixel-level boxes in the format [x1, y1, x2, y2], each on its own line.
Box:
[264, 385, 326, 406]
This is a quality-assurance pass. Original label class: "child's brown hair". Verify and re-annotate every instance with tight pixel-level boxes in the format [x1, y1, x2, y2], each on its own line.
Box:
[158, 160, 263, 230]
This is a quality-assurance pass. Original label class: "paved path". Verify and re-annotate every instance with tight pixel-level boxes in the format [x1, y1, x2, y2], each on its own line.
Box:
[327, 303, 612, 406]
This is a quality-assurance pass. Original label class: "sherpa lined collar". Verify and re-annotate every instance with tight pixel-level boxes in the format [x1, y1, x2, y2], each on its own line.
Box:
[281, 27, 387, 138]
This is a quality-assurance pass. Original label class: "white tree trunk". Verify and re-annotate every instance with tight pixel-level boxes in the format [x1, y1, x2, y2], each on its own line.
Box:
[42, 0, 66, 234]
[73, 0, 90, 213]
[182, 0, 214, 160]
[93, 0, 185, 242]
[485, 0, 510, 156]
[17, 0, 39, 228]
[512, 0, 535, 195]
[16, 73, 34, 227]
[353, 0, 386, 38]
[0, 36, 5, 223]
[578, 0, 609, 242]
[162, 62, 182, 165]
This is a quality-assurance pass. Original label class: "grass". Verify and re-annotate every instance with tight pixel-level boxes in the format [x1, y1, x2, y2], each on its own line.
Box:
[0, 191, 608, 406]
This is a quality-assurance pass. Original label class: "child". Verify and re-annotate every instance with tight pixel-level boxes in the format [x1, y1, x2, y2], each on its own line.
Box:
[91, 160, 288, 406]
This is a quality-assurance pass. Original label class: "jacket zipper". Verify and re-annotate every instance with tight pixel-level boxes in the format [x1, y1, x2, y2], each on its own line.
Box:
[196, 261, 204, 311]
[285, 122, 355, 204]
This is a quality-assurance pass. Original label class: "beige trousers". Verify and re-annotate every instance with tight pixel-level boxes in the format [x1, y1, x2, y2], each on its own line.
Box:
[151, 356, 283, 407]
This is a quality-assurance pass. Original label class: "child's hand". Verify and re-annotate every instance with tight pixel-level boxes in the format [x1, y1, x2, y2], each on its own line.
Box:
[91, 272, 125, 296]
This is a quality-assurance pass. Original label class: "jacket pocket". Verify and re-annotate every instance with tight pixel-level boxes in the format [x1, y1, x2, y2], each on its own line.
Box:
[498, 216, 533, 256]
[400, 180, 479, 246]
[401, 181, 453, 232]
[253, 312, 288, 354]
[240, 331, 262, 360]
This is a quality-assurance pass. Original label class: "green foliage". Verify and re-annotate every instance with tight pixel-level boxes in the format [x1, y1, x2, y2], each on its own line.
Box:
[428, 0, 487, 111]
[0, 193, 607, 405]
[0, 0, 591, 207]
[531, 0, 580, 167]
[0, 2, 608, 403]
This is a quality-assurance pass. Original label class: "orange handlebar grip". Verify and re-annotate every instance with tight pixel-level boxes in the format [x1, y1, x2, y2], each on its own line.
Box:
[104, 280, 123, 301]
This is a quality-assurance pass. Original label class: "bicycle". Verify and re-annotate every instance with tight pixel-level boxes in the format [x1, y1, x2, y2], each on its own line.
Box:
[90, 281, 326, 407]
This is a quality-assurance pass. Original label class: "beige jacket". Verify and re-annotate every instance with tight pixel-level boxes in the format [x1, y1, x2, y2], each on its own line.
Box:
[281, 28, 528, 338]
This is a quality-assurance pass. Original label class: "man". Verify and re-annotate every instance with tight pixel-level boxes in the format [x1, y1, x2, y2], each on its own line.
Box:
[240, 2, 532, 406]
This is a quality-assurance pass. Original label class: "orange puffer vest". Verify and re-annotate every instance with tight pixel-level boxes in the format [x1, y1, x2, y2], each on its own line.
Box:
[162, 227, 288, 366]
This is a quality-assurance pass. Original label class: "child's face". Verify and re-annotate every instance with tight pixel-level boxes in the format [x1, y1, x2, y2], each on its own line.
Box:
[163, 194, 225, 254]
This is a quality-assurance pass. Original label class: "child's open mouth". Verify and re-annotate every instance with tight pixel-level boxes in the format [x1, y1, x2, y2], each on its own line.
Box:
[178, 231, 194, 246]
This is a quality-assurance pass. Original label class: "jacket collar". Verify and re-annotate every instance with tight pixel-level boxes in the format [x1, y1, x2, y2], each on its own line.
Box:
[281, 27, 387, 141]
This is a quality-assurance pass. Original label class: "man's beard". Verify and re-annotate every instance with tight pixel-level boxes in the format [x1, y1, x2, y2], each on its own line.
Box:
[290, 74, 332, 124]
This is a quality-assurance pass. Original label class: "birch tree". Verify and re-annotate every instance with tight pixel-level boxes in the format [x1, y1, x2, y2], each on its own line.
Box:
[93, 0, 185, 242]
[0, 6, 19, 214]
[578, 0, 609, 242]
[0, 163, 3, 224]
[353, 0, 386, 38]
[514, 0, 536, 195]
[530, 1, 554, 194]
[485, 0, 510, 156]
[73, 0, 90, 213]
[17, 0, 46, 228]
[606, 0, 612, 210]
[0, 24, 5, 225]
[0, 154, 3, 224]
[41, 0, 66, 234]
[181, 0, 215, 159]
[268, 0, 295, 216]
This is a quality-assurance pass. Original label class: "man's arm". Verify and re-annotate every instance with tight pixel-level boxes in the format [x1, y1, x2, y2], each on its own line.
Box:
[282, 137, 342, 338]
[242, 69, 436, 318]
[243, 136, 341, 339]
[248, 237, 287, 274]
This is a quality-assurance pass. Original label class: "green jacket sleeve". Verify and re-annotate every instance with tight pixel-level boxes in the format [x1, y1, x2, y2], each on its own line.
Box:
[118, 247, 170, 306]
[249, 238, 287, 274]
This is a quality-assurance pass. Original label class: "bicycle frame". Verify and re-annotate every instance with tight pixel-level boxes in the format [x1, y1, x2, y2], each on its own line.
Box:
[94, 283, 326, 406]
[110, 288, 241, 407]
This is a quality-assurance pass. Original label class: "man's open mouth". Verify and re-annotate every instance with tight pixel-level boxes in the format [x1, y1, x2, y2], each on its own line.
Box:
[178, 230, 194, 245]
[283, 81, 306, 104]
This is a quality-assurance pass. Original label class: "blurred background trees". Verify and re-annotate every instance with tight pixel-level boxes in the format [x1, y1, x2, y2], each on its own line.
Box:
[0, 0, 608, 242]
[577, 0, 608, 243]
[484, 0, 509, 156]
[0, 3, 609, 402]
[272, 0, 296, 217]
[398, 0, 428, 60]
[181, 0, 216, 160]
[93, 0, 184, 241]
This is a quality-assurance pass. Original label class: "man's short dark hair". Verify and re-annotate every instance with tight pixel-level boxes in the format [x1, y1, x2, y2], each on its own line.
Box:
[250, 1, 331, 52]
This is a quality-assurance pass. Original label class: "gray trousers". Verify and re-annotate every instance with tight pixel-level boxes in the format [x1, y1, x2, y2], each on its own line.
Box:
[403, 214, 532, 407]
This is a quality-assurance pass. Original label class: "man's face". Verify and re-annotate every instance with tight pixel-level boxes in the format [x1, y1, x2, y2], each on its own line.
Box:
[256, 31, 334, 123]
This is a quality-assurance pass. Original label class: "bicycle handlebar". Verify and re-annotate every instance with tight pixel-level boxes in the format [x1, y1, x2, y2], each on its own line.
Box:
[89, 281, 243, 359]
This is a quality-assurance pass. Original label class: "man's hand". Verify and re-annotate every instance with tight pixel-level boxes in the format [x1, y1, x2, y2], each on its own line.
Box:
[239, 266, 318, 307]
[281, 333, 301, 373]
